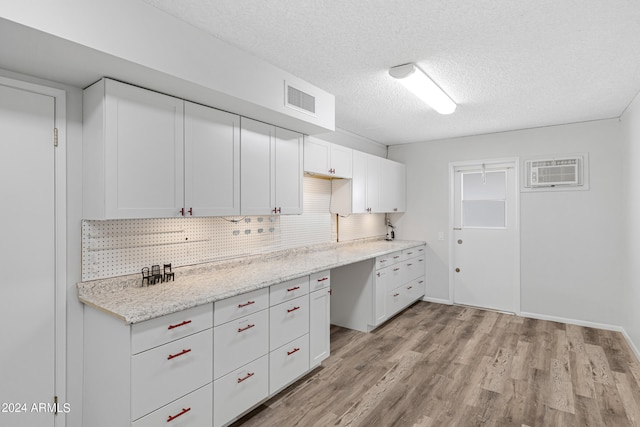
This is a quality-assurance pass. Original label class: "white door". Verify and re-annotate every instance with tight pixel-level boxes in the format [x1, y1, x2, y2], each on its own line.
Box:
[452, 161, 519, 313]
[0, 84, 56, 426]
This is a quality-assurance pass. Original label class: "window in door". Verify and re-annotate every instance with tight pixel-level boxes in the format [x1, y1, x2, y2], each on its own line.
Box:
[461, 170, 507, 228]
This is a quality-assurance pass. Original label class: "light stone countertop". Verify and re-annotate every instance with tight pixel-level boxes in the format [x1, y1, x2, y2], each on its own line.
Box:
[77, 239, 425, 324]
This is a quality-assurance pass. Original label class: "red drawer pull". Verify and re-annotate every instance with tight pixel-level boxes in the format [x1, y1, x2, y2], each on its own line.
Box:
[287, 347, 300, 356]
[393, 268, 400, 272]
[407, 252, 413, 255]
[167, 320, 192, 330]
[419, 280, 424, 284]
[167, 407, 191, 422]
[238, 324, 255, 333]
[237, 372, 254, 383]
[287, 306, 301, 313]
[167, 349, 191, 360]
[407, 286, 413, 290]
[393, 256, 400, 259]
[317, 277, 329, 282]
[238, 301, 255, 308]
[393, 293, 400, 297]
[287, 286, 301, 292]
[407, 263, 413, 266]
[379, 260, 387, 263]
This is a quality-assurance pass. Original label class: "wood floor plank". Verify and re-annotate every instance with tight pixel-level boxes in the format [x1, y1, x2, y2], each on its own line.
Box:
[614, 371, 640, 426]
[232, 302, 640, 427]
[585, 343, 615, 386]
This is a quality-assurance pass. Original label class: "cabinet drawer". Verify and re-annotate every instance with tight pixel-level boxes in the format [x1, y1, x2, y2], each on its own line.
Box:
[214, 355, 268, 427]
[387, 287, 405, 318]
[131, 329, 213, 421]
[131, 304, 213, 355]
[214, 309, 269, 379]
[214, 288, 269, 326]
[132, 383, 212, 427]
[403, 277, 425, 302]
[269, 334, 310, 395]
[270, 276, 309, 306]
[380, 263, 404, 292]
[269, 295, 309, 351]
[376, 251, 403, 270]
[402, 246, 421, 259]
[403, 257, 424, 284]
[309, 270, 330, 292]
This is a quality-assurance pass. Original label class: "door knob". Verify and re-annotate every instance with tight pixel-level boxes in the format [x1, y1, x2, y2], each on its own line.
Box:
[457, 239, 463, 244]
[455, 268, 460, 273]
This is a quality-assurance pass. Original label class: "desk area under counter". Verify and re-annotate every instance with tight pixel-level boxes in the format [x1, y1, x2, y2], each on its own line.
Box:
[78, 239, 426, 427]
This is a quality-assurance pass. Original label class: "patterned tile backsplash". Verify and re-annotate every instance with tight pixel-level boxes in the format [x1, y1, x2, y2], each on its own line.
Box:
[82, 176, 386, 280]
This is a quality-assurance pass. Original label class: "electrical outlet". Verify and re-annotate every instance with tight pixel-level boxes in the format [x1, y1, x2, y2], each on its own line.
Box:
[438, 232, 445, 241]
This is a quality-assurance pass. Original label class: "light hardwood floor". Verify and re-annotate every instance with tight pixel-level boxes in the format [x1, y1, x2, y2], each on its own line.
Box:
[232, 301, 640, 426]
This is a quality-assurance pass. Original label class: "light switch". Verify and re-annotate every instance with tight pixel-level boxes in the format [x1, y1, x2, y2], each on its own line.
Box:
[438, 232, 445, 241]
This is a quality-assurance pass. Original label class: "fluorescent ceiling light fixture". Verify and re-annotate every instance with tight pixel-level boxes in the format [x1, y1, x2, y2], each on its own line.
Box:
[389, 63, 457, 115]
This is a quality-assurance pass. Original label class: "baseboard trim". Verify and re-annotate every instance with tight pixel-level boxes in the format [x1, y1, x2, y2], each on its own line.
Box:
[620, 329, 640, 364]
[521, 311, 640, 364]
[422, 296, 452, 305]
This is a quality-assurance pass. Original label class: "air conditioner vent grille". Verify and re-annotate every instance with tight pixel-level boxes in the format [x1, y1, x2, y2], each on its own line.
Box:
[525, 156, 584, 188]
[286, 84, 316, 115]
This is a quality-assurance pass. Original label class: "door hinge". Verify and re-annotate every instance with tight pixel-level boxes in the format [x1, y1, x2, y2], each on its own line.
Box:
[53, 128, 58, 147]
[54, 395, 58, 415]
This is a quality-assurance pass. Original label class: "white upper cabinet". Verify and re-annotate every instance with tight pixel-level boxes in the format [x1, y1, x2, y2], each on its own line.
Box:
[83, 78, 185, 219]
[274, 127, 304, 214]
[330, 152, 406, 215]
[240, 118, 303, 215]
[303, 137, 352, 178]
[379, 159, 406, 213]
[184, 102, 240, 217]
[331, 151, 378, 214]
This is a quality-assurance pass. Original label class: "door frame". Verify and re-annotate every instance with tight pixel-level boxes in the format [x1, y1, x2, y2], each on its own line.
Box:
[448, 157, 521, 315]
[0, 74, 67, 425]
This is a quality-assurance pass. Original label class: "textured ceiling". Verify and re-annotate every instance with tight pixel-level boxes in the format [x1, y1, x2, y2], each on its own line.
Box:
[141, 0, 640, 145]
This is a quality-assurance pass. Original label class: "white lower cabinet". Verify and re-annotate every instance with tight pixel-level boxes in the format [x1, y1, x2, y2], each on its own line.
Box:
[331, 245, 426, 333]
[85, 272, 332, 427]
[213, 355, 269, 427]
[82, 304, 214, 427]
[269, 334, 310, 394]
[133, 383, 213, 427]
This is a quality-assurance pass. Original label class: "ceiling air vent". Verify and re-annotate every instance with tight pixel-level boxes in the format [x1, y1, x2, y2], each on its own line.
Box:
[285, 83, 316, 116]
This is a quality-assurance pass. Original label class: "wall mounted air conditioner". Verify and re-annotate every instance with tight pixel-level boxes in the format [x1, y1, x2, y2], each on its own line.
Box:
[524, 155, 585, 189]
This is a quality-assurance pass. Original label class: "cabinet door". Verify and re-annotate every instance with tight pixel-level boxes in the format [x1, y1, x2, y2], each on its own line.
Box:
[373, 267, 389, 326]
[351, 150, 368, 213]
[274, 127, 303, 214]
[330, 144, 353, 178]
[379, 159, 406, 213]
[309, 288, 330, 368]
[240, 118, 275, 215]
[303, 137, 331, 175]
[184, 102, 240, 216]
[365, 154, 381, 213]
[105, 80, 184, 218]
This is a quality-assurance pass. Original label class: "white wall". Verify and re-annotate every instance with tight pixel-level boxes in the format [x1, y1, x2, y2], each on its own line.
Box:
[0, 0, 334, 135]
[388, 119, 625, 327]
[621, 93, 640, 357]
